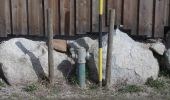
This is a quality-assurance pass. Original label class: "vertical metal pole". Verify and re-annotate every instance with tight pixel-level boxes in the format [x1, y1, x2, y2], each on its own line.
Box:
[47, 9, 54, 84]
[106, 9, 115, 88]
[99, 0, 103, 87]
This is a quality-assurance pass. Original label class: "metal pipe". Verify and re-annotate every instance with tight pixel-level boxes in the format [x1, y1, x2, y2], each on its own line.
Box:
[77, 47, 86, 88]
[70, 47, 90, 88]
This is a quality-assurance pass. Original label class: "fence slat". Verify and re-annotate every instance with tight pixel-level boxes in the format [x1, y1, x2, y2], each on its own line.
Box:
[59, 0, 71, 36]
[103, 0, 108, 32]
[59, 0, 65, 35]
[107, 0, 123, 26]
[0, 0, 168, 38]
[139, 0, 153, 37]
[0, 0, 6, 36]
[76, 0, 90, 34]
[11, 0, 27, 35]
[0, 0, 11, 37]
[6, 0, 11, 36]
[154, 0, 165, 37]
[123, 0, 138, 35]
[44, 0, 59, 36]
[91, 0, 99, 32]
[28, 0, 44, 36]
[69, 0, 75, 36]
[164, 0, 169, 26]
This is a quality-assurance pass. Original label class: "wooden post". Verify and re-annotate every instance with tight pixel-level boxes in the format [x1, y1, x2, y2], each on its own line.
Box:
[47, 8, 54, 84]
[106, 9, 115, 88]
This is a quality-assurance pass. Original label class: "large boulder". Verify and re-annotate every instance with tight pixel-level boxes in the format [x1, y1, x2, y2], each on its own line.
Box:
[0, 38, 73, 85]
[167, 33, 170, 49]
[165, 49, 170, 70]
[150, 42, 166, 56]
[70, 29, 159, 85]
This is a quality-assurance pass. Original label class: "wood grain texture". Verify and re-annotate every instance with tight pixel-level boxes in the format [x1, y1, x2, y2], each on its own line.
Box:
[76, 0, 90, 34]
[123, 0, 138, 35]
[44, 0, 59, 36]
[11, 0, 27, 35]
[107, 0, 114, 26]
[102, 0, 108, 32]
[59, 0, 71, 36]
[164, 0, 169, 26]
[0, 0, 10, 37]
[139, 0, 153, 37]
[91, 0, 99, 32]
[28, 0, 44, 36]
[0, 0, 168, 38]
[154, 0, 165, 37]
[5, 0, 11, 36]
[69, 0, 75, 36]
[59, 0, 65, 35]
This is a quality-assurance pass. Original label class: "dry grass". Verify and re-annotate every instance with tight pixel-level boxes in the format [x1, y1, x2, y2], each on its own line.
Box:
[0, 76, 170, 100]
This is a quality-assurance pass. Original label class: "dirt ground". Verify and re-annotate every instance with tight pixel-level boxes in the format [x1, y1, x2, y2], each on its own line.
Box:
[0, 74, 170, 100]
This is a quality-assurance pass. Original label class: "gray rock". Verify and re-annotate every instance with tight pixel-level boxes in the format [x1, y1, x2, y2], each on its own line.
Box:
[67, 37, 96, 51]
[165, 49, 170, 70]
[166, 33, 170, 49]
[0, 38, 73, 85]
[150, 42, 166, 55]
[72, 29, 159, 85]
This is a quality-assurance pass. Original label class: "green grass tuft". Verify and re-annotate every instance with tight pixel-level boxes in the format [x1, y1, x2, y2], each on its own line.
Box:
[23, 83, 38, 92]
[145, 77, 165, 90]
[118, 85, 143, 93]
[0, 81, 5, 87]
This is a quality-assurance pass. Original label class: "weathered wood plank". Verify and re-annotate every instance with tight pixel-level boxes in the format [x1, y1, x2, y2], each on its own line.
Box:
[91, 0, 99, 32]
[123, 0, 138, 35]
[44, 0, 59, 36]
[69, 0, 75, 36]
[64, 0, 71, 36]
[107, 0, 123, 26]
[102, 0, 108, 32]
[0, 0, 10, 37]
[139, 0, 153, 37]
[28, 0, 44, 36]
[164, 0, 169, 26]
[154, 0, 165, 37]
[5, 0, 11, 36]
[76, 0, 91, 34]
[0, 0, 6, 36]
[59, 0, 71, 36]
[59, 0, 65, 35]
[11, 0, 27, 35]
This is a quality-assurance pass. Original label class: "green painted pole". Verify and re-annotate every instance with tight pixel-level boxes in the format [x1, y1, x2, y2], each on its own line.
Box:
[77, 47, 86, 88]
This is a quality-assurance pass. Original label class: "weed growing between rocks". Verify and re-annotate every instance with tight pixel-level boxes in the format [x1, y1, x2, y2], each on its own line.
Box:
[0, 81, 5, 88]
[118, 85, 143, 93]
[23, 83, 38, 92]
[145, 77, 165, 90]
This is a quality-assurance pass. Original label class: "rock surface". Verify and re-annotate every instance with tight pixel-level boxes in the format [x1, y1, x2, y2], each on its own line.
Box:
[150, 42, 166, 55]
[0, 38, 73, 85]
[165, 49, 170, 70]
[166, 33, 170, 49]
[70, 29, 159, 85]
[53, 39, 67, 52]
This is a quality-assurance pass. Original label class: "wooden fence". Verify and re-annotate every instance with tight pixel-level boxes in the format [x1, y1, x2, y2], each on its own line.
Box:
[0, 0, 169, 38]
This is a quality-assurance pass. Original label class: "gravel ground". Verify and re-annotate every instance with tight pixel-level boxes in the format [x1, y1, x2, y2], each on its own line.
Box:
[0, 75, 170, 100]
